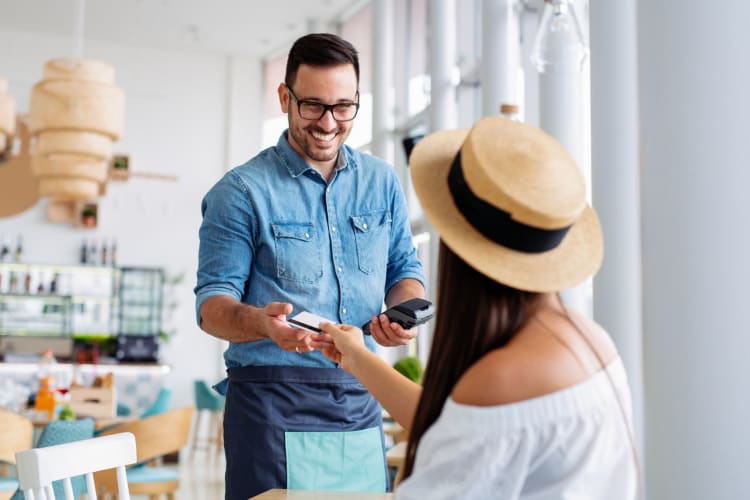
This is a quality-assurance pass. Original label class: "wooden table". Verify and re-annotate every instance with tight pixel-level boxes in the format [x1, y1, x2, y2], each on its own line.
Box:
[250, 490, 393, 499]
[386, 441, 407, 488]
[29, 415, 135, 430]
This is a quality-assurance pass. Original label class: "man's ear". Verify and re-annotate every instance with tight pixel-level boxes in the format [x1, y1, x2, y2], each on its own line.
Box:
[278, 83, 290, 113]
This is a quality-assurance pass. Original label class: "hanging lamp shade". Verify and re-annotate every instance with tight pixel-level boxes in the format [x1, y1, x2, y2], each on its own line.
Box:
[0, 77, 16, 154]
[28, 58, 124, 201]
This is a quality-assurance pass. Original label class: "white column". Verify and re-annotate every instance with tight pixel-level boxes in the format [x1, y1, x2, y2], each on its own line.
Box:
[481, 0, 520, 117]
[428, 0, 458, 132]
[393, 0, 411, 188]
[533, 0, 589, 316]
[72, 0, 86, 57]
[589, 0, 643, 456]
[371, 0, 394, 164]
[638, 1, 750, 498]
[423, 0, 457, 358]
[372, 0, 402, 366]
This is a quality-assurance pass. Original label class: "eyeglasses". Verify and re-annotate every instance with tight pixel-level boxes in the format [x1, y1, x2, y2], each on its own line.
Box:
[287, 87, 360, 122]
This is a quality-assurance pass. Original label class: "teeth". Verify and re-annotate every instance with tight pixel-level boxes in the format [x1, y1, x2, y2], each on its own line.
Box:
[312, 131, 335, 142]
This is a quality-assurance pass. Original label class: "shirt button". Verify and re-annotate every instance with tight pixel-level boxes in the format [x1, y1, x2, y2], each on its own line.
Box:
[331, 227, 337, 233]
[342, 308, 347, 314]
[363, 223, 368, 229]
[304, 233, 310, 239]
[337, 267, 342, 273]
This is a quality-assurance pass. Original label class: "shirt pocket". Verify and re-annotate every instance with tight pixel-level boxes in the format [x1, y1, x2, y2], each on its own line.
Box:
[272, 222, 323, 284]
[350, 210, 392, 275]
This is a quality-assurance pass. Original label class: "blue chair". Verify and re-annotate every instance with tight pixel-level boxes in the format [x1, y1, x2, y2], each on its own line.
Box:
[10, 418, 95, 500]
[189, 380, 225, 459]
[116, 402, 132, 417]
[140, 387, 171, 418]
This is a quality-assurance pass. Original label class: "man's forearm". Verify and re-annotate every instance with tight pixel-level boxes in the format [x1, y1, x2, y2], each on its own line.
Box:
[199, 295, 266, 342]
[385, 278, 426, 308]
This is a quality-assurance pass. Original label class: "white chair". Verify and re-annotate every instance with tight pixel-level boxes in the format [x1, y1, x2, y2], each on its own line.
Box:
[15, 432, 136, 500]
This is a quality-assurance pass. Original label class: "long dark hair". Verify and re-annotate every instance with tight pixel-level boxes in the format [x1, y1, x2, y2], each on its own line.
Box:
[285, 33, 360, 88]
[402, 241, 542, 478]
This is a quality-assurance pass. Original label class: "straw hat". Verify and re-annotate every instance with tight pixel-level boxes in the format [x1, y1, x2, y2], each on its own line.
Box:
[409, 116, 603, 293]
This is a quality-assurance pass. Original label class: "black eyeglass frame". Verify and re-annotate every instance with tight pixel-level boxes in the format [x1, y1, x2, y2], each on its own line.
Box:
[286, 87, 360, 122]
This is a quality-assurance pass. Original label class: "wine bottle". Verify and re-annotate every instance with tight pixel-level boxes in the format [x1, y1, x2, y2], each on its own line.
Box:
[14, 235, 23, 263]
[80, 239, 88, 265]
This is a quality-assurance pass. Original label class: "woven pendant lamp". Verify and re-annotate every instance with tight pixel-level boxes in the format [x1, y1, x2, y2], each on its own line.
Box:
[0, 77, 15, 154]
[28, 58, 124, 201]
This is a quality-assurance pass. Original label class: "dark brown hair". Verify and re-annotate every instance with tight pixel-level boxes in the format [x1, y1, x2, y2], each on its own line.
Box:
[402, 241, 542, 478]
[284, 33, 360, 89]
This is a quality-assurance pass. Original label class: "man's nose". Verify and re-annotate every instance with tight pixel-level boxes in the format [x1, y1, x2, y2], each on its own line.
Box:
[317, 108, 338, 127]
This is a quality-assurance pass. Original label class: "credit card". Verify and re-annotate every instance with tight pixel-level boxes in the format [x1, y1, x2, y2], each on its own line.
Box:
[288, 311, 333, 333]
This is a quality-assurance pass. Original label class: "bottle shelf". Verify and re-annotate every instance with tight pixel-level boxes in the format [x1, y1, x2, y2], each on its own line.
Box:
[0, 263, 164, 358]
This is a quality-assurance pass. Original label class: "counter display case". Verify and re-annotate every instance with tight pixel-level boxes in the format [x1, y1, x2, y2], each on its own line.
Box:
[0, 262, 164, 361]
[118, 267, 163, 336]
[0, 293, 73, 336]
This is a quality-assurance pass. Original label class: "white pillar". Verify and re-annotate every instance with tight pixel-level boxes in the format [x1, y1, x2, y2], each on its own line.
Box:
[589, 0, 643, 457]
[424, 0, 457, 357]
[481, 0, 521, 117]
[533, 0, 589, 316]
[72, 0, 86, 57]
[371, 0, 394, 164]
[638, 1, 750, 498]
[393, 0, 411, 188]
[428, 0, 458, 132]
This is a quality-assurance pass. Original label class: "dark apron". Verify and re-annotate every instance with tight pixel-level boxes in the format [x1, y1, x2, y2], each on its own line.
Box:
[223, 365, 388, 500]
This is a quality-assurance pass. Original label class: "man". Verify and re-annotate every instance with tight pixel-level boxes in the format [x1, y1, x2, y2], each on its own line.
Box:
[194, 33, 425, 499]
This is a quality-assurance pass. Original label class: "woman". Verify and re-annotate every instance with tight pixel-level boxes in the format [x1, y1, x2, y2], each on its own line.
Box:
[311, 117, 638, 499]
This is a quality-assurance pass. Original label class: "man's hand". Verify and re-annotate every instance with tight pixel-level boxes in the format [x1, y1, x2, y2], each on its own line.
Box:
[366, 314, 417, 347]
[262, 302, 314, 353]
[374, 277, 425, 347]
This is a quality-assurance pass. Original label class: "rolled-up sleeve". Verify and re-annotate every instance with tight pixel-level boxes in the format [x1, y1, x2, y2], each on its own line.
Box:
[384, 171, 426, 295]
[194, 172, 256, 326]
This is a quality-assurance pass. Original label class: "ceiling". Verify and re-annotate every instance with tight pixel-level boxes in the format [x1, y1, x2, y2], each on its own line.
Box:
[0, 0, 367, 59]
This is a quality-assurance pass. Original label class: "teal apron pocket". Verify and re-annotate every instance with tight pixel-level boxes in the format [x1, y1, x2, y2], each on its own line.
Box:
[285, 426, 386, 492]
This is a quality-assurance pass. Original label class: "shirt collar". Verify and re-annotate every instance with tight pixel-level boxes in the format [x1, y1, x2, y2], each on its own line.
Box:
[276, 130, 356, 178]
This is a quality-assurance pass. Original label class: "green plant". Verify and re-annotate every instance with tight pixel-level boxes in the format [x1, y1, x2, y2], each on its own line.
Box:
[393, 356, 424, 384]
[58, 403, 76, 421]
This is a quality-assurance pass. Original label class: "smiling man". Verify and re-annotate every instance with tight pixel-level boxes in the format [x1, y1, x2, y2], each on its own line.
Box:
[194, 33, 425, 499]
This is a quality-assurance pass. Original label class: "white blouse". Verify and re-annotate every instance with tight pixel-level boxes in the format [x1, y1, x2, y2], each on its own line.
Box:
[395, 358, 637, 500]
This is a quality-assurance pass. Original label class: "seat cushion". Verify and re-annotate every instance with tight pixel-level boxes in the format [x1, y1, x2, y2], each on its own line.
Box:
[126, 466, 179, 483]
[0, 477, 19, 492]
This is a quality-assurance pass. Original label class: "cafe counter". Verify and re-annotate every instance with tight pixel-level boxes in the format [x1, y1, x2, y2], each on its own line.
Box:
[0, 361, 170, 416]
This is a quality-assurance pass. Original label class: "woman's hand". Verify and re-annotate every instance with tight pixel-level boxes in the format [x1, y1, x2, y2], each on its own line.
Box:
[311, 323, 368, 372]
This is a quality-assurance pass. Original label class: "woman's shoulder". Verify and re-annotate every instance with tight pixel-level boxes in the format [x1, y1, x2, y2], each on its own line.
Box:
[451, 313, 618, 407]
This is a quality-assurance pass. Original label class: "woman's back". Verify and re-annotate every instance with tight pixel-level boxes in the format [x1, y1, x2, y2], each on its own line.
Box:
[452, 302, 618, 407]
[395, 302, 637, 499]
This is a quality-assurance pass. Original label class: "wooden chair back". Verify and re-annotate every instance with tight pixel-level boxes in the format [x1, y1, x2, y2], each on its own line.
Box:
[94, 406, 193, 497]
[97, 406, 193, 463]
[0, 409, 33, 464]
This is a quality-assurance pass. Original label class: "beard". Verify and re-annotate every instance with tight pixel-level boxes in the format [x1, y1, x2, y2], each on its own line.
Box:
[287, 121, 351, 167]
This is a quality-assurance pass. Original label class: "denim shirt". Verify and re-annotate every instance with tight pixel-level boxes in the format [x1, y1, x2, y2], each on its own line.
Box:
[195, 131, 425, 373]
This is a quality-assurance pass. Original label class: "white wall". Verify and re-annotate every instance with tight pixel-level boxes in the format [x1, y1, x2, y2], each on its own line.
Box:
[0, 28, 263, 410]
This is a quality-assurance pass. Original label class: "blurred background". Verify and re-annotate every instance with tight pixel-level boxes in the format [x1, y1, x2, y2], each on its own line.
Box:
[0, 1, 748, 499]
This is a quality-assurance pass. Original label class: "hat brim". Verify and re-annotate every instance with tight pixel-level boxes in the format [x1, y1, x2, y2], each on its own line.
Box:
[410, 128, 603, 293]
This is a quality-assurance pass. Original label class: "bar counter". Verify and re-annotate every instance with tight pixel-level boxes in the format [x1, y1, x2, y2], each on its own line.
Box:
[0, 361, 170, 416]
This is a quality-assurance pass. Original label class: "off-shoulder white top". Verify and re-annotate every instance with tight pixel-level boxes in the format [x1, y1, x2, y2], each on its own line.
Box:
[396, 358, 637, 499]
